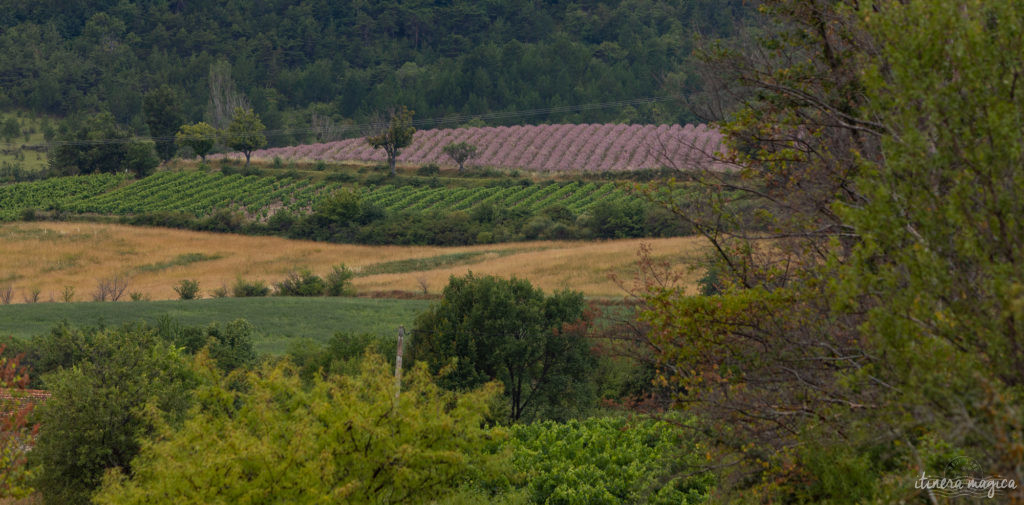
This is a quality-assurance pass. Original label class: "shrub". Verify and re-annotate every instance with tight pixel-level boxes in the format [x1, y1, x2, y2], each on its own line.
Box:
[209, 285, 229, 298]
[274, 269, 325, 297]
[93, 276, 129, 302]
[416, 163, 440, 176]
[231, 278, 269, 297]
[173, 279, 201, 300]
[325, 264, 356, 296]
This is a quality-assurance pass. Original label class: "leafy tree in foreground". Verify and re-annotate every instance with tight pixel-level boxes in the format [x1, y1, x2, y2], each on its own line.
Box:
[366, 106, 415, 176]
[93, 354, 507, 505]
[412, 273, 593, 421]
[142, 85, 183, 161]
[175, 122, 217, 161]
[510, 417, 712, 505]
[840, 0, 1024, 495]
[223, 107, 266, 168]
[442, 141, 478, 172]
[28, 328, 197, 505]
[639, 0, 1024, 502]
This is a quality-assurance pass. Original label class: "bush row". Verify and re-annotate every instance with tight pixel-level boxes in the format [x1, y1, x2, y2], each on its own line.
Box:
[124, 193, 693, 247]
[174, 265, 356, 300]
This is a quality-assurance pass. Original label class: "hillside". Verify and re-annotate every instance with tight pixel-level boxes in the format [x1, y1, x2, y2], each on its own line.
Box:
[244, 123, 728, 172]
[0, 1, 753, 137]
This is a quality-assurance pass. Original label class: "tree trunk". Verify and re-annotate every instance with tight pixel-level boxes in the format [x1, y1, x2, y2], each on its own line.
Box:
[244, 151, 251, 168]
[389, 156, 396, 176]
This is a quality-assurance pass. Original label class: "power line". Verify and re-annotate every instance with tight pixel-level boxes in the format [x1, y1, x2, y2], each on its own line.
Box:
[0, 96, 679, 150]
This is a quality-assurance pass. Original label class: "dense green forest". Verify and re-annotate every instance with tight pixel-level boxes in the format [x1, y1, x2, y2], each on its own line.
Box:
[0, 0, 751, 146]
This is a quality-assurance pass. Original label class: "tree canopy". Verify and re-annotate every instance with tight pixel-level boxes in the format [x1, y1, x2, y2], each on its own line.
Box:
[93, 354, 505, 505]
[48, 112, 159, 177]
[442, 141, 478, 172]
[28, 327, 198, 505]
[412, 273, 593, 421]
[366, 106, 415, 176]
[223, 107, 267, 167]
[0, 0, 753, 141]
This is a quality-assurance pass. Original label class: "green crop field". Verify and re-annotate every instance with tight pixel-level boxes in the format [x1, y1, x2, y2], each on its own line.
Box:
[0, 173, 127, 220]
[0, 297, 432, 354]
[0, 170, 633, 221]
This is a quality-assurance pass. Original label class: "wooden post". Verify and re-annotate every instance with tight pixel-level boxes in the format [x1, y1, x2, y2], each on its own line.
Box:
[394, 325, 405, 406]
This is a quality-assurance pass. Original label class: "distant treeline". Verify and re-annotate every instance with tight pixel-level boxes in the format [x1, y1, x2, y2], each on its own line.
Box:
[0, 0, 753, 142]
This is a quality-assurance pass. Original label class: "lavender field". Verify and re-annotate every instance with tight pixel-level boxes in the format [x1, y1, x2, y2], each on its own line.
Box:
[239, 123, 727, 172]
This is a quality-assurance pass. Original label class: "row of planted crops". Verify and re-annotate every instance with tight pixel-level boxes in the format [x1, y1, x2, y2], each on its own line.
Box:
[0, 171, 635, 222]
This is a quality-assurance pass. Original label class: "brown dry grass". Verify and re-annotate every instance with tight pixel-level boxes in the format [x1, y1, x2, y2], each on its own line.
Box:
[0, 222, 708, 302]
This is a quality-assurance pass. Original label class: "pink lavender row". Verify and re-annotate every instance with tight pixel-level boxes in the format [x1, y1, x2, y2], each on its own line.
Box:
[248, 123, 728, 171]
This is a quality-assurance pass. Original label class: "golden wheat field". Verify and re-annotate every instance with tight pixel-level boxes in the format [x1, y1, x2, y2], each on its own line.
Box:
[0, 222, 709, 303]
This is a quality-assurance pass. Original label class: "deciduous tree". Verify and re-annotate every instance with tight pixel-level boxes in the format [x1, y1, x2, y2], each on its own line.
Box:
[29, 328, 197, 505]
[93, 354, 505, 505]
[366, 106, 415, 176]
[412, 274, 593, 421]
[48, 112, 159, 177]
[223, 107, 266, 168]
[442, 141, 478, 172]
[174, 122, 217, 161]
[142, 85, 183, 161]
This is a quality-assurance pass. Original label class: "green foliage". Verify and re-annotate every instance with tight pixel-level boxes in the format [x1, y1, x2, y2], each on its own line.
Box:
[142, 85, 183, 161]
[325, 264, 355, 296]
[93, 354, 506, 505]
[0, 2, 753, 131]
[1, 117, 20, 143]
[124, 140, 159, 177]
[0, 349, 37, 499]
[509, 417, 712, 505]
[48, 112, 156, 177]
[412, 273, 593, 421]
[223, 107, 266, 167]
[442, 142, 479, 172]
[0, 298, 431, 356]
[841, 0, 1024, 490]
[366, 106, 415, 176]
[172, 279, 201, 300]
[204, 319, 257, 372]
[29, 327, 198, 505]
[174, 122, 217, 161]
[287, 332, 397, 381]
[273, 269, 325, 297]
[231, 277, 269, 298]
[415, 163, 440, 176]
[0, 173, 124, 222]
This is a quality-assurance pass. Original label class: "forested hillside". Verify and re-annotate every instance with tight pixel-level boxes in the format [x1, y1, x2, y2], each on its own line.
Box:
[0, 0, 751, 145]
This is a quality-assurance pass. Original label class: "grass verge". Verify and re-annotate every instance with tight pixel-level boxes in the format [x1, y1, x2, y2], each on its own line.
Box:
[0, 297, 432, 354]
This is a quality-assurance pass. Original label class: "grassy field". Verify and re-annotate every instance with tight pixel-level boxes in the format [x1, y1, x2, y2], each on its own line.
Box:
[0, 297, 431, 354]
[0, 222, 708, 301]
[0, 111, 50, 173]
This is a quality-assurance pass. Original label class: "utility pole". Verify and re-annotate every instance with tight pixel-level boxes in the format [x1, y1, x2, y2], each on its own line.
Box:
[394, 325, 405, 407]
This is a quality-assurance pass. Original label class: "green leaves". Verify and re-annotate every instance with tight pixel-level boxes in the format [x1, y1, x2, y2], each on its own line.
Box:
[509, 417, 712, 505]
[366, 106, 415, 176]
[174, 122, 217, 161]
[29, 327, 198, 505]
[223, 107, 267, 167]
[413, 274, 592, 421]
[93, 354, 505, 505]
